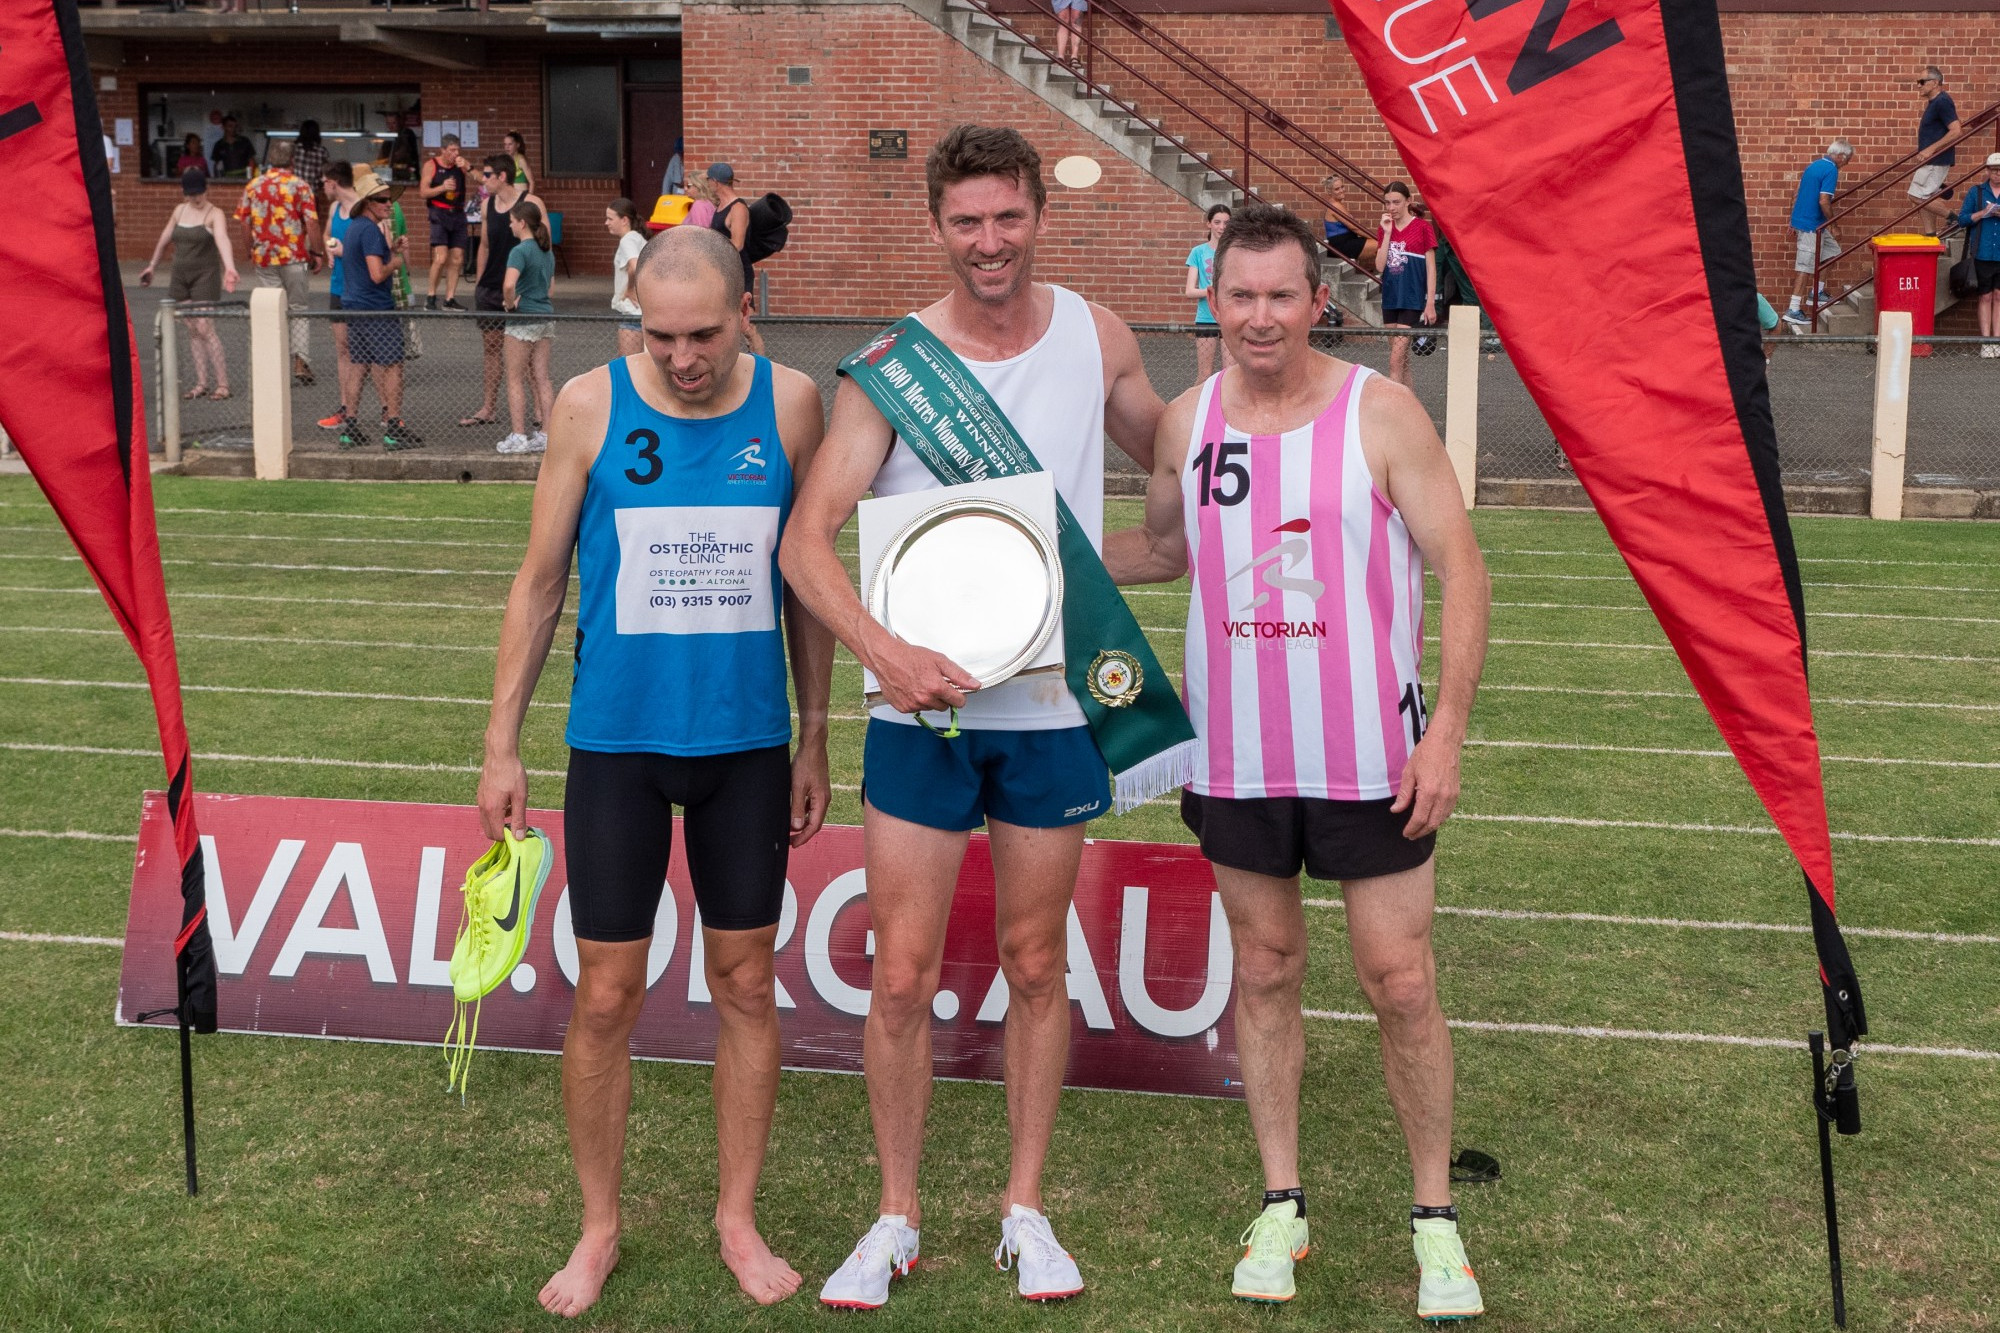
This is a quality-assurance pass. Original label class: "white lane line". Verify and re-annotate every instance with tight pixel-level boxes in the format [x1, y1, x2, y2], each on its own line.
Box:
[11, 923, 1993, 1057]
[0, 676, 561, 710]
[0, 525, 521, 551]
[1453, 812, 2000, 847]
[1469, 636, 2000, 666]
[1466, 737, 2000, 769]
[0, 502, 527, 526]
[1300, 897, 2000, 946]
[1487, 571, 2000, 594]
[0, 625, 497, 654]
[0, 741, 566, 780]
[1141, 591, 2000, 628]
[0, 931, 123, 947]
[1490, 600, 2000, 625]
[0, 585, 529, 613]
[0, 827, 137, 843]
[1302, 1009, 1999, 1061]
[0, 552, 529, 577]
[1484, 683, 2000, 712]
[1484, 547, 1998, 572]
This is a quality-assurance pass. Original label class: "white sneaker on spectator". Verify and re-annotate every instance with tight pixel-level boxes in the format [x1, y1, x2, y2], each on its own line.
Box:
[527, 431, 549, 453]
[495, 433, 531, 454]
[993, 1204, 1083, 1301]
[1981, 344, 2000, 359]
[820, 1215, 919, 1309]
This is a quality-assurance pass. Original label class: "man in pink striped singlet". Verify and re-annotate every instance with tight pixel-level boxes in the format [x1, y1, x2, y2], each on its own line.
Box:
[1106, 203, 1492, 1321]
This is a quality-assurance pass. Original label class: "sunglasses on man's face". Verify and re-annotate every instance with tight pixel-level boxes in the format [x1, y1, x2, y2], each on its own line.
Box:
[1917, 77, 1938, 87]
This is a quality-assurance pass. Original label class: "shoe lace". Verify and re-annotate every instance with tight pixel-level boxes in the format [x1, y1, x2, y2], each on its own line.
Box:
[994, 1213, 1066, 1273]
[1239, 1209, 1294, 1263]
[442, 857, 501, 1102]
[1413, 1225, 1471, 1279]
[853, 1219, 915, 1278]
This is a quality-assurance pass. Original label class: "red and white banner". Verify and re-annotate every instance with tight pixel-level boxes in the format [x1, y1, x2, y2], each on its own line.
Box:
[119, 793, 1245, 1099]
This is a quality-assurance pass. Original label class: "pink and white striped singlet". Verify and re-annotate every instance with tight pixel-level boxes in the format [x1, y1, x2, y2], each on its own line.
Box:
[1182, 364, 1427, 801]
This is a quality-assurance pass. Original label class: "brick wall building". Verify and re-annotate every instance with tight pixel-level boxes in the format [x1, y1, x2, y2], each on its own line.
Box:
[681, 0, 1998, 322]
[87, 2, 1998, 322]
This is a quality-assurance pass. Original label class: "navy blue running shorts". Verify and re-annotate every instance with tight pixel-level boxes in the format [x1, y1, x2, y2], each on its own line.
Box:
[863, 719, 1110, 831]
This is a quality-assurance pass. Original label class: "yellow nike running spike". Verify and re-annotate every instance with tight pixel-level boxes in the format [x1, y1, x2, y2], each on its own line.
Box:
[443, 826, 553, 1098]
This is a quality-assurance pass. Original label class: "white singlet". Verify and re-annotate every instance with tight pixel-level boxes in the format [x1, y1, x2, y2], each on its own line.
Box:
[868, 284, 1106, 730]
[1181, 364, 1427, 800]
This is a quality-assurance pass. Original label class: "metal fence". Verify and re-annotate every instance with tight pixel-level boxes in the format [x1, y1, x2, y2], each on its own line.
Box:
[156, 302, 2000, 492]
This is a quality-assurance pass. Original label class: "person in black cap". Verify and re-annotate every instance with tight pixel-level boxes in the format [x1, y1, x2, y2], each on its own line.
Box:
[706, 163, 766, 353]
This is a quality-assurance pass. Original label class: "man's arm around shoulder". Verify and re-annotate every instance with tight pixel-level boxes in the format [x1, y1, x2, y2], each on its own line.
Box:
[1362, 376, 1491, 840]
[1091, 300, 1165, 472]
[476, 367, 610, 840]
[1103, 386, 1197, 586]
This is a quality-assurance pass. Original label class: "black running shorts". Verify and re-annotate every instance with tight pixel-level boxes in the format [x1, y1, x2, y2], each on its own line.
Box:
[564, 745, 791, 938]
[1180, 791, 1435, 883]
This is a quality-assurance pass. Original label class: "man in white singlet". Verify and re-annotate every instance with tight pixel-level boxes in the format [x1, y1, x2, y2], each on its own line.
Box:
[1105, 203, 1492, 1320]
[780, 125, 1166, 1309]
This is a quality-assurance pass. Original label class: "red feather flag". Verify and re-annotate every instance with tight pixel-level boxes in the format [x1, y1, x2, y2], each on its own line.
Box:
[0, 2, 216, 1056]
[1328, 0, 1866, 1056]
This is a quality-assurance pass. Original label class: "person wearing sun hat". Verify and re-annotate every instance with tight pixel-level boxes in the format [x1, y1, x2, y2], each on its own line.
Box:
[334, 166, 422, 450]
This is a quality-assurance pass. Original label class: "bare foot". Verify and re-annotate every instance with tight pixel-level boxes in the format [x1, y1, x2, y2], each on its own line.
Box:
[538, 1231, 620, 1318]
[719, 1222, 803, 1305]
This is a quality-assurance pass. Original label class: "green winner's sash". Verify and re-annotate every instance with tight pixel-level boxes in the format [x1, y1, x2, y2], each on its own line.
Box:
[840, 316, 1197, 813]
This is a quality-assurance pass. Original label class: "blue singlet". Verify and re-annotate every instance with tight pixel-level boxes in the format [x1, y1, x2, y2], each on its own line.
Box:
[565, 355, 794, 756]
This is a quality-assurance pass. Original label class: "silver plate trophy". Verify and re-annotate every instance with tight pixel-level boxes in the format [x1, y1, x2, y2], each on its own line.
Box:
[865, 495, 1064, 712]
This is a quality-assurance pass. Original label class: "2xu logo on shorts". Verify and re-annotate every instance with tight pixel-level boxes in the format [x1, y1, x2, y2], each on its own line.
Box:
[118, 793, 1251, 1099]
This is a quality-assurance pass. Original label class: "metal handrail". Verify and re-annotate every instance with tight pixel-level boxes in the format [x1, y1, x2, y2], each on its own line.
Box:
[1084, 0, 1388, 205]
[1806, 100, 2000, 327]
[959, 0, 1384, 321]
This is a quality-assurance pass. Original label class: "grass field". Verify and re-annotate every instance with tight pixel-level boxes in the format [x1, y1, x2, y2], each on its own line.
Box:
[1, 474, 1996, 1332]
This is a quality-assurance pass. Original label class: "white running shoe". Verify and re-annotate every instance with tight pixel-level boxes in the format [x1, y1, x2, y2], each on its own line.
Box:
[993, 1204, 1083, 1301]
[819, 1214, 919, 1310]
[526, 430, 548, 453]
[495, 432, 531, 454]
[1413, 1216, 1484, 1321]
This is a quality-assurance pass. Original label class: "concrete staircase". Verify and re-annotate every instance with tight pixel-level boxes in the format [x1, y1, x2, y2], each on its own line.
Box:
[919, 0, 1383, 323]
[926, 0, 1237, 211]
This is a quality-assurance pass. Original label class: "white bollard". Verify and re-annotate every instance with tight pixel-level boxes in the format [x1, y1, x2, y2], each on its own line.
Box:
[158, 301, 182, 464]
[248, 286, 293, 480]
[1869, 311, 1911, 521]
[1443, 303, 1480, 508]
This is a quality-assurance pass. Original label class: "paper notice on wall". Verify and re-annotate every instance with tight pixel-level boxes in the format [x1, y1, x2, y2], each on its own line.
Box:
[459, 120, 479, 148]
[441, 120, 460, 142]
[113, 118, 134, 146]
[422, 120, 442, 149]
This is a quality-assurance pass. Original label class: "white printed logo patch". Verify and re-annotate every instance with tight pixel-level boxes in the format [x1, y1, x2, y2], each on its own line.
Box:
[613, 505, 779, 636]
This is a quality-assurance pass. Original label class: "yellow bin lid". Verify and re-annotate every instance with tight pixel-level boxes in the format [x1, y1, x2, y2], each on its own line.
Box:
[1869, 233, 1948, 252]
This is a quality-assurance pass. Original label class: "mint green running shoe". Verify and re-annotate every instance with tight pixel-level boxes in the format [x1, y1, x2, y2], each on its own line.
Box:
[1232, 1199, 1309, 1303]
[443, 827, 552, 1096]
[1413, 1217, 1484, 1321]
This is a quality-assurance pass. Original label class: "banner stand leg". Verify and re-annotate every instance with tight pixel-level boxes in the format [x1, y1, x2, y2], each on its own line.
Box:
[1809, 1031, 1845, 1329]
[178, 1003, 198, 1197]
[137, 975, 199, 1197]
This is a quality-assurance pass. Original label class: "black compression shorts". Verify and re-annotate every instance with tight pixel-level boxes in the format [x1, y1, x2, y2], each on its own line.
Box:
[564, 744, 792, 938]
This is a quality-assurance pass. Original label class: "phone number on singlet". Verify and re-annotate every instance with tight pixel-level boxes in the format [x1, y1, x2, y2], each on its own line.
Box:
[648, 593, 756, 609]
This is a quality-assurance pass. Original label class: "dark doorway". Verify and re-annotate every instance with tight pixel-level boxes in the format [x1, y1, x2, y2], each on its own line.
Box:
[626, 71, 681, 207]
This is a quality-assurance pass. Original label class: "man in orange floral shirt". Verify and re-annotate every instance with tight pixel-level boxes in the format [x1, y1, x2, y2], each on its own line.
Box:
[236, 139, 321, 384]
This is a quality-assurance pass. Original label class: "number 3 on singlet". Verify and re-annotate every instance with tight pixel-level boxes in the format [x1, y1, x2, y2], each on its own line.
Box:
[612, 505, 779, 636]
